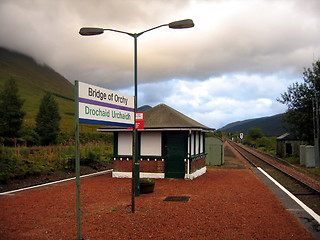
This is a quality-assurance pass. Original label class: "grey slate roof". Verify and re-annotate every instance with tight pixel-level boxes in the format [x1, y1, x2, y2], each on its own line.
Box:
[144, 103, 211, 130]
[98, 103, 214, 132]
[276, 133, 299, 140]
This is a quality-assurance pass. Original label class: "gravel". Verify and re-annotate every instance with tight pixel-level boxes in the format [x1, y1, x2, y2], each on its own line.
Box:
[0, 169, 313, 239]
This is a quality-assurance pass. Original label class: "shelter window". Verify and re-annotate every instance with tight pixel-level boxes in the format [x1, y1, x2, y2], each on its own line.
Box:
[118, 132, 132, 156]
[200, 132, 204, 153]
[190, 132, 195, 155]
[140, 132, 162, 156]
[195, 132, 200, 154]
[188, 131, 205, 156]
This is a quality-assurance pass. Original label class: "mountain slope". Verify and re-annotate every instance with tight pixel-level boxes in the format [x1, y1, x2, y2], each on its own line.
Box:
[0, 47, 74, 130]
[137, 105, 152, 112]
[219, 113, 288, 137]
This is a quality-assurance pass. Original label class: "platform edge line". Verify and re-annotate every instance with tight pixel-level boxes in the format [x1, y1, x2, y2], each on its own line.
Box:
[257, 167, 320, 224]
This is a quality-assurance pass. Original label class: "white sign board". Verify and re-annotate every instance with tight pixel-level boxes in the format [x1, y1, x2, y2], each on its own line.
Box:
[78, 81, 134, 127]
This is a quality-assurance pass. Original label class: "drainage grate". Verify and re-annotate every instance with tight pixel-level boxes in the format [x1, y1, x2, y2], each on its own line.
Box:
[163, 196, 190, 202]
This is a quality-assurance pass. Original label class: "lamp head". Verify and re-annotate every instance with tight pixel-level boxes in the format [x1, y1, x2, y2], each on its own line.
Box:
[79, 27, 104, 36]
[169, 19, 194, 29]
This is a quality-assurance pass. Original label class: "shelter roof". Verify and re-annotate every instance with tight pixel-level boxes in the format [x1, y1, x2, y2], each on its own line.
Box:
[144, 103, 210, 129]
[277, 133, 298, 140]
[98, 103, 214, 132]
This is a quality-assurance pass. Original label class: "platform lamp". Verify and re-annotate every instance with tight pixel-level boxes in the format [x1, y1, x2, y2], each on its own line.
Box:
[79, 19, 194, 228]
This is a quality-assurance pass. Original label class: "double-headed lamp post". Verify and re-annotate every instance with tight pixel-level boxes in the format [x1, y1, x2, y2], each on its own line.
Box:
[79, 19, 194, 214]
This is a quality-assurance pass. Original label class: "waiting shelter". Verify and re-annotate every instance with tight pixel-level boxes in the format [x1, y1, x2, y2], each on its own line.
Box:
[98, 103, 214, 179]
[276, 133, 306, 158]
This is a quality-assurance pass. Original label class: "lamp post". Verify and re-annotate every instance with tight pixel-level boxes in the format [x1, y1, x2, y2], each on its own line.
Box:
[79, 19, 193, 217]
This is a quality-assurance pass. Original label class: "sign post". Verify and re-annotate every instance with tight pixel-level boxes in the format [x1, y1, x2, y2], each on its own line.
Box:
[74, 81, 134, 239]
[75, 81, 81, 240]
[134, 112, 143, 198]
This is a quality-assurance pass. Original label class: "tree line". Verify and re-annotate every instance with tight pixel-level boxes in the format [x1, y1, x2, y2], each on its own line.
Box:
[0, 77, 61, 145]
[1, 59, 319, 147]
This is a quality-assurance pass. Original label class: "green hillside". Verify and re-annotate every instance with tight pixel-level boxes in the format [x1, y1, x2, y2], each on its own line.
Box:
[0, 47, 75, 130]
[219, 113, 289, 137]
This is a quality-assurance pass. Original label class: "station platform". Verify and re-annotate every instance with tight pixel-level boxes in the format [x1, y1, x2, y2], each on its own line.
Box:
[0, 143, 319, 239]
[0, 170, 317, 239]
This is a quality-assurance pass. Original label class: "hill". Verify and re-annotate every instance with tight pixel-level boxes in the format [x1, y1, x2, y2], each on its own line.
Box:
[0, 48, 152, 132]
[0, 47, 74, 130]
[219, 113, 288, 137]
[137, 105, 152, 112]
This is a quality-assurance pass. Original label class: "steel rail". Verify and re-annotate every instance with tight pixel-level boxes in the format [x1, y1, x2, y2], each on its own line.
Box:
[228, 139, 320, 196]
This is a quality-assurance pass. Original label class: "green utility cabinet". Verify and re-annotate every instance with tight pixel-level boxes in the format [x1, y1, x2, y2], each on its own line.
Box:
[205, 137, 224, 165]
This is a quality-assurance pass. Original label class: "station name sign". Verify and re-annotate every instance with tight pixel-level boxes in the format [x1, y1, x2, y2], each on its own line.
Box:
[77, 81, 134, 127]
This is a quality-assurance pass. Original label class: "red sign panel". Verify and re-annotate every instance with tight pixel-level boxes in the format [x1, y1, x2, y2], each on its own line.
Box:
[135, 112, 144, 130]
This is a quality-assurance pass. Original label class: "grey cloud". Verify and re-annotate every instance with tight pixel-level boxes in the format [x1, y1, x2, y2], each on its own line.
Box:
[1, 0, 318, 128]
[0, 0, 319, 93]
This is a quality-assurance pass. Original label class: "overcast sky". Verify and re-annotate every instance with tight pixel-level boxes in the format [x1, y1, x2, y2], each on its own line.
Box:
[1, 0, 319, 129]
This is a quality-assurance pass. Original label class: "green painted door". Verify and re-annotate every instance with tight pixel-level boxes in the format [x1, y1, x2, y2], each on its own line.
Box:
[165, 132, 186, 179]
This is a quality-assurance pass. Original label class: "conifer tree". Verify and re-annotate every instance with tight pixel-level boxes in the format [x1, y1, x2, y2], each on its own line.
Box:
[35, 92, 61, 145]
[0, 77, 25, 138]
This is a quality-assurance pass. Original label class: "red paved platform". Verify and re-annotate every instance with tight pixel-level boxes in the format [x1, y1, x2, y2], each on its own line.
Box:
[0, 169, 313, 239]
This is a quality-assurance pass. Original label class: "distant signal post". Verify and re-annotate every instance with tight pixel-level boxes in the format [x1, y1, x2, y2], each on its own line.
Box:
[240, 133, 244, 143]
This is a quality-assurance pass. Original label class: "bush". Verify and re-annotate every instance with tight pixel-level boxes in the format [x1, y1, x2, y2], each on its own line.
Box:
[19, 124, 40, 146]
[256, 137, 276, 151]
[285, 156, 300, 164]
[0, 139, 113, 182]
[248, 127, 264, 141]
[244, 136, 277, 155]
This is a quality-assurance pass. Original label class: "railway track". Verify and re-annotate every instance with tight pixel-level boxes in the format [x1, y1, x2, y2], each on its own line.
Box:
[227, 139, 320, 216]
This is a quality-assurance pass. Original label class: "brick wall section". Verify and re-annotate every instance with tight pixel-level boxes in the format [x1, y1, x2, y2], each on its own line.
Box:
[139, 159, 165, 173]
[113, 158, 132, 172]
[113, 158, 165, 173]
[189, 157, 206, 173]
[114, 156, 205, 174]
